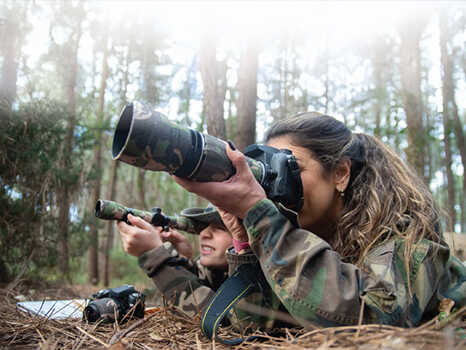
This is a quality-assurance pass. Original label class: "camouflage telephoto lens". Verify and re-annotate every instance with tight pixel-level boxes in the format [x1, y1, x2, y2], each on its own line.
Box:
[110, 102, 304, 212]
[112, 102, 237, 182]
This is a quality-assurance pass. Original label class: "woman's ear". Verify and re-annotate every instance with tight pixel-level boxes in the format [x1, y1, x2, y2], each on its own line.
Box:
[334, 157, 351, 193]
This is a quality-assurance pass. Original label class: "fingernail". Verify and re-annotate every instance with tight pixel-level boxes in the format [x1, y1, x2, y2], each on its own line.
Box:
[227, 140, 236, 151]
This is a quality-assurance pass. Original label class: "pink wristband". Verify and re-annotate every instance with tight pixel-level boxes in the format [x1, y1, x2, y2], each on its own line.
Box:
[233, 238, 250, 252]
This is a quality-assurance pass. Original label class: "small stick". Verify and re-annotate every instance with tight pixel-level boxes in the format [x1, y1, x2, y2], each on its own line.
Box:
[435, 305, 466, 329]
[355, 297, 366, 339]
[75, 325, 109, 348]
[195, 332, 203, 350]
[108, 312, 159, 345]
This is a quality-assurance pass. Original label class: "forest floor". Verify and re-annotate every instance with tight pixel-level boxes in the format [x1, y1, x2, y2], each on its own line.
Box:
[0, 281, 465, 350]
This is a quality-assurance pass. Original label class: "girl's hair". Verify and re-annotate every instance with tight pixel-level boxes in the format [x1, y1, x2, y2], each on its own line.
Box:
[265, 112, 441, 266]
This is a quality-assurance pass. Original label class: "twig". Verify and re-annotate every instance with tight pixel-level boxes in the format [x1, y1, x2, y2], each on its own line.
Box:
[195, 332, 203, 350]
[108, 312, 159, 345]
[75, 325, 109, 347]
[355, 297, 365, 339]
[435, 305, 466, 329]
[7, 246, 34, 291]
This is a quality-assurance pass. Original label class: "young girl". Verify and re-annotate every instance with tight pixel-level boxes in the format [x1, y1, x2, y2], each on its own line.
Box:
[117, 205, 232, 317]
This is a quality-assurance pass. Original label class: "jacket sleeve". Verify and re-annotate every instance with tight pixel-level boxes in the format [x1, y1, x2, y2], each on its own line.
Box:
[138, 241, 215, 318]
[243, 199, 465, 327]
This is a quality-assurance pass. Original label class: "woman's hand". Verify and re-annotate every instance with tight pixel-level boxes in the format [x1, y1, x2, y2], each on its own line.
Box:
[173, 142, 266, 219]
[217, 208, 248, 243]
[117, 214, 163, 257]
[160, 229, 194, 260]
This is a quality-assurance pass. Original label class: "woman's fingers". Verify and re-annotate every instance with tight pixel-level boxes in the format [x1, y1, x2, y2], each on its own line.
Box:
[217, 208, 249, 242]
[226, 142, 251, 177]
[173, 142, 266, 218]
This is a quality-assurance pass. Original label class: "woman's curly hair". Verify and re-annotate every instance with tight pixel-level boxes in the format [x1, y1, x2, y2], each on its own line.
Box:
[266, 112, 442, 266]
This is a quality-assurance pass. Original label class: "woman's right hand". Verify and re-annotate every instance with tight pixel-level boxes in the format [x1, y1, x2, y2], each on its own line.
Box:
[117, 214, 163, 257]
[173, 143, 266, 219]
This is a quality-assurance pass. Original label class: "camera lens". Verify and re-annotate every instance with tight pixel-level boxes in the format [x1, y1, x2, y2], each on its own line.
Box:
[83, 303, 101, 323]
[83, 298, 119, 323]
[112, 102, 236, 182]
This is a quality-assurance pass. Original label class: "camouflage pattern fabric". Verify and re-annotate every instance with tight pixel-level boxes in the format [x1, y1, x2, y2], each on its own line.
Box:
[95, 199, 207, 234]
[232, 199, 466, 328]
[138, 241, 228, 317]
[113, 102, 264, 182]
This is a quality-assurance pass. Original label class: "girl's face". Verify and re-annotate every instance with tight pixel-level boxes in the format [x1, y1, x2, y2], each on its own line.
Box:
[199, 224, 232, 269]
[267, 135, 347, 240]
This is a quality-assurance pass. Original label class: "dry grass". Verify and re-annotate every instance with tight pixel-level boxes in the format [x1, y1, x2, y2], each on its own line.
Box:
[0, 284, 464, 350]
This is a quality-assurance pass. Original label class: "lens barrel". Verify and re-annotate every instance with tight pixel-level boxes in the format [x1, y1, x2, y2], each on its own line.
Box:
[83, 298, 119, 323]
[113, 102, 241, 182]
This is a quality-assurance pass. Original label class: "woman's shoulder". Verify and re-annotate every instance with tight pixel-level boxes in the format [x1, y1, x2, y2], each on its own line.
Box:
[363, 236, 450, 268]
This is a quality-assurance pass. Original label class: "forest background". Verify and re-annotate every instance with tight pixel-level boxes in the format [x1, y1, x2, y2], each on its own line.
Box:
[0, 0, 465, 289]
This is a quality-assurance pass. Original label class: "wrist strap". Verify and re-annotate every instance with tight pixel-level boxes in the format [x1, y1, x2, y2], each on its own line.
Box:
[232, 238, 250, 253]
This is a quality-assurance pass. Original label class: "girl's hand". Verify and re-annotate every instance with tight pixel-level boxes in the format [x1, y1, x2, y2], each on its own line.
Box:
[117, 214, 163, 257]
[160, 229, 194, 259]
[173, 142, 266, 219]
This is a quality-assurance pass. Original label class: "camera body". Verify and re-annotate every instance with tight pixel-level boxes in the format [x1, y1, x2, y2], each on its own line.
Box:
[83, 284, 145, 323]
[244, 144, 303, 212]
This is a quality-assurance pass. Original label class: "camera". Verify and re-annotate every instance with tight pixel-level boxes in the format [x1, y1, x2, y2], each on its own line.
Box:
[112, 102, 303, 212]
[83, 284, 145, 323]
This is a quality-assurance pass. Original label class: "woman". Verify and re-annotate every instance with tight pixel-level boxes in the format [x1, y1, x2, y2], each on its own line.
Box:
[118, 205, 233, 317]
[174, 112, 465, 327]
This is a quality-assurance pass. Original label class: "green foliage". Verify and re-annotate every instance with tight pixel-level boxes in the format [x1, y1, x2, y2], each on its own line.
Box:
[108, 249, 149, 286]
[0, 100, 92, 282]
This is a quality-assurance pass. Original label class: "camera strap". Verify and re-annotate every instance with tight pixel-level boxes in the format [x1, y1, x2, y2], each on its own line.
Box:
[200, 262, 265, 345]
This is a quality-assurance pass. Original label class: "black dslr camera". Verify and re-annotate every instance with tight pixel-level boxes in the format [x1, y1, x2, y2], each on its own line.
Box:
[244, 144, 303, 211]
[83, 284, 145, 323]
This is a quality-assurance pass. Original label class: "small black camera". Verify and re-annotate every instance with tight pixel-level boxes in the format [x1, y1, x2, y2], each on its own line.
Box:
[83, 284, 145, 323]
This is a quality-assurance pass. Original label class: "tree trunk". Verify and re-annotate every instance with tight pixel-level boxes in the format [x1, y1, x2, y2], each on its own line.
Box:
[236, 40, 259, 151]
[226, 87, 236, 139]
[370, 37, 386, 138]
[439, 9, 464, 231]
[0, 3, 28, 112]
[0, 13, 19, 112]
[56, 3, 83, 281]
[103, 160, 120, 286]
[199, 31, 227, 139]
[88, 31, 109, 285]
[398, 16, 427, 181]
[103, 40, 131, 286]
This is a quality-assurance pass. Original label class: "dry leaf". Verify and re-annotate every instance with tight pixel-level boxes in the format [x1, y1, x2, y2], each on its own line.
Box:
[149, 332, 165, 341]
[108, 342, 126, 350]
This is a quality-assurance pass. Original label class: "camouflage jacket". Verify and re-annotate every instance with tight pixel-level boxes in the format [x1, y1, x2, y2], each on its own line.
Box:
[229, 199, 466, 328]
[138, 241, 228, 317]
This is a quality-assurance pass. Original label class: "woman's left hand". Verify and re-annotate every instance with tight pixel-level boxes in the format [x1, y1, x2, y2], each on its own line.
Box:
[217, 208, 249, 243]
[173, 142, 266, 219]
